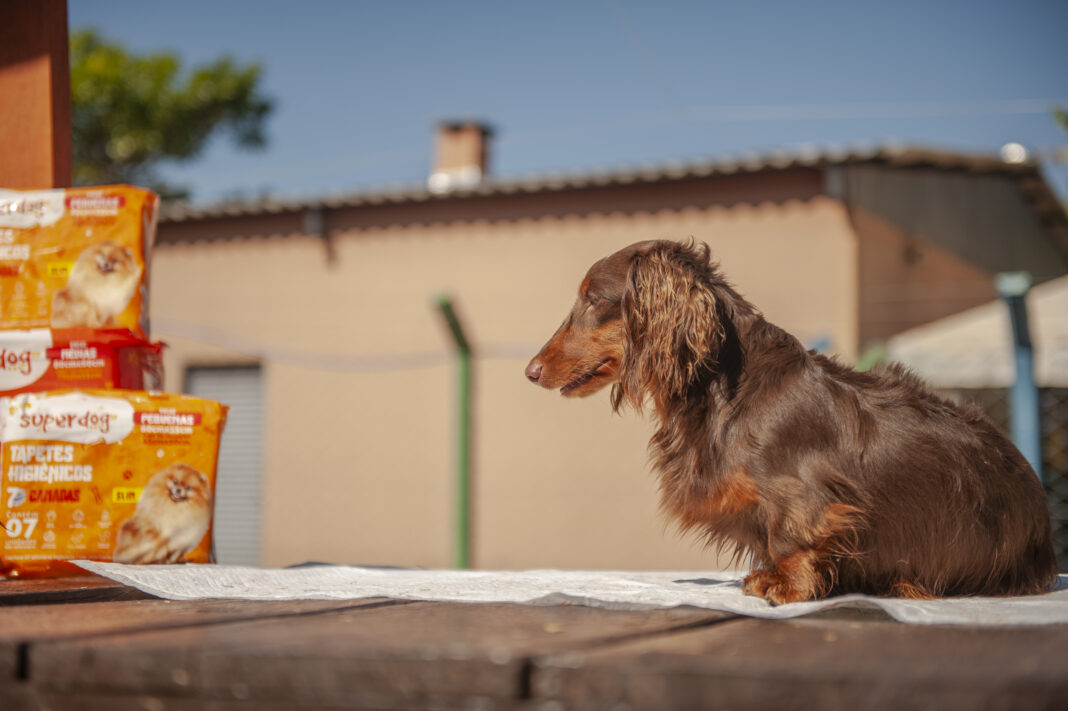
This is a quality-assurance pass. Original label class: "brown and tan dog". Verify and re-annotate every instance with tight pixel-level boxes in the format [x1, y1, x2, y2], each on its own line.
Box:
[526, 239, 1056, 604]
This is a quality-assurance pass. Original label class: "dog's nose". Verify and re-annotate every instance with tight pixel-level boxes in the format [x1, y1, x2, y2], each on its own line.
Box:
[525, 358, 543, 384]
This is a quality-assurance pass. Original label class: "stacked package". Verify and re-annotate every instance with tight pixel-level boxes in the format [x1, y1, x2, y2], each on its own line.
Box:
[0, 186, 228, 576]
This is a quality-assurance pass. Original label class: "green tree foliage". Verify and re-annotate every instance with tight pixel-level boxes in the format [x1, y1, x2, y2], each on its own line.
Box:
[70, 29, 273, 199]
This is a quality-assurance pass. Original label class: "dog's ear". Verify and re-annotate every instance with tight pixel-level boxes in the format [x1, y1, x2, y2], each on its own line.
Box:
[613, 241, 723, 411]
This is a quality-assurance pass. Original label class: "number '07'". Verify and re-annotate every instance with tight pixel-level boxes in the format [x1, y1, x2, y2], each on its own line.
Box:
[4, 517, 37, 538]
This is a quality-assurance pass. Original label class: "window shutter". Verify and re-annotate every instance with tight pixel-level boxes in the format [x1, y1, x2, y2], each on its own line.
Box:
[186, 366, 263, 566]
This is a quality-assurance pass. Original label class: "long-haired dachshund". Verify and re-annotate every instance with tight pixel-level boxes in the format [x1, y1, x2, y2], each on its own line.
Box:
[525, 239, 1057, 604]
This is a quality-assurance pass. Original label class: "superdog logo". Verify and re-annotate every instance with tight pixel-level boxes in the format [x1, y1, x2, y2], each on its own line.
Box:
[0, 198, 49, 221]
[0, 190, 65, 228]
[0, 348, 33, 375]
[19, 410, 112, 435]
[0, 329, 51, 389]
[1, 393, 135, 445]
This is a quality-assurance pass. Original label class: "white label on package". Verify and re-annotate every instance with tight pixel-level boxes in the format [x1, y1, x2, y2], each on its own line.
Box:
[0, 189, 66, 229]
[0, 329, 53, 391]
[1, 392, 135, 444]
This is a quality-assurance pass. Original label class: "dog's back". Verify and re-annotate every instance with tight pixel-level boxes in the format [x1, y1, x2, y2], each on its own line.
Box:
[781, 351, 1057, 597]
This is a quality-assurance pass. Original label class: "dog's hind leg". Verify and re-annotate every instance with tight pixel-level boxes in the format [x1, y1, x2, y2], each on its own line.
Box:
[889, 580, 936, 599]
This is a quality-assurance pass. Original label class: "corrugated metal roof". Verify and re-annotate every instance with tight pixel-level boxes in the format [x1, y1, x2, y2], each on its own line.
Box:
[159, 145, 1068, 239]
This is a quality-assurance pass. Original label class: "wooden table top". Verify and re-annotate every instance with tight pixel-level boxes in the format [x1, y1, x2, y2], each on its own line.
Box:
[1, 574, 1066, 710]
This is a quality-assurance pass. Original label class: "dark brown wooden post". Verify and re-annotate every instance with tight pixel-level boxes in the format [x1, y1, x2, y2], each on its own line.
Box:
[0, 0, 72, 189]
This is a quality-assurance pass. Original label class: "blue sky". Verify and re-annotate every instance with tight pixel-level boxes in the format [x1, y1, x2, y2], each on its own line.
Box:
[69, 0, 1068, 205]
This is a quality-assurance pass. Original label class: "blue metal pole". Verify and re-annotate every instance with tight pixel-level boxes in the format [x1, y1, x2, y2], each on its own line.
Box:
[995, 272, 1043, 483]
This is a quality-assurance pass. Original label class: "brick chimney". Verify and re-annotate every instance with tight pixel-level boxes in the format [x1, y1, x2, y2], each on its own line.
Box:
[428, 120, 494, 194]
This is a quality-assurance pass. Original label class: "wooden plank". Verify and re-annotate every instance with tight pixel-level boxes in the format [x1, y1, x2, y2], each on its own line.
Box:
[532, 616, 1068, 710]
[0, 0, 72, 189]
[0, 575, 150, 607]
[27, 602, 728, 706]
[0, 684, 37, 711]
[0, 597, 400, 681]
[12, 690, 538, 711]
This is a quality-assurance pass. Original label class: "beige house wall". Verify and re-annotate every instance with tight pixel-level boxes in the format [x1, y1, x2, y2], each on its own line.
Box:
[151, 190, 858, 570]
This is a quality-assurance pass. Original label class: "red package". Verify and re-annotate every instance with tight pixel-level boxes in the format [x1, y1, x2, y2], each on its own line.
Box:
[0, 329, 163, 397]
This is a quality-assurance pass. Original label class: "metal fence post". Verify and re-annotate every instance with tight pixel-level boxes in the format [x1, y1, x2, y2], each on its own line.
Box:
[436, 296, 472, 569]
[995, 272, 1043, 482]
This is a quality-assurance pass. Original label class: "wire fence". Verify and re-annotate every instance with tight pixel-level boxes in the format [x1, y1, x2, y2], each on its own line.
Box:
[942, 388, 1068, 572]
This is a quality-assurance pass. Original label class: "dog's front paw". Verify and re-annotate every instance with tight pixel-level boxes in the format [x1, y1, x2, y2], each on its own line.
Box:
[741, 569, 773, 598]
[741, 569, 811, 606]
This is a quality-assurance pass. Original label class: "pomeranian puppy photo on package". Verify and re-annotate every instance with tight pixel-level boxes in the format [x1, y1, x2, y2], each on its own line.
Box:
[51, 240, 143, 329]
[113, 463, 214, 565]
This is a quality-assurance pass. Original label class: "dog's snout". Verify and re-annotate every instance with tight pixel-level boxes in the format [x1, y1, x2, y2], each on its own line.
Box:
[525, 358, 544, 384]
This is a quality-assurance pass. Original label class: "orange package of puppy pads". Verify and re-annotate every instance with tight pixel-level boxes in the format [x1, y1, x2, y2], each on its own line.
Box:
[0, 390, 227, 577]
[0, 185, 157, 340]
[0, 328, 163, 397]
